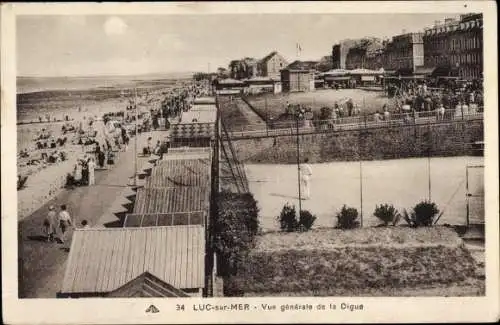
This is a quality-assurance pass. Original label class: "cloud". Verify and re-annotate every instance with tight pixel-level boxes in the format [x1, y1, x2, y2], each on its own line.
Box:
[104, 17, 128, 36]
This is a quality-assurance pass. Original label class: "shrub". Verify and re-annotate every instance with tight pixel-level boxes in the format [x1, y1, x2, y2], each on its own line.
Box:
[335, 205, 360, 229]
[276, 204, 316, 232]
[403, 200, 440, 227]
[298, 210, 317, 231]
[277, 203, 298, 232]
[373, 204, 400, 226]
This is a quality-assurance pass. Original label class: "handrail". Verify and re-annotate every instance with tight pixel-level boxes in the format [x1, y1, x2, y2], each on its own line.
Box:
[222, 109, 483, 140]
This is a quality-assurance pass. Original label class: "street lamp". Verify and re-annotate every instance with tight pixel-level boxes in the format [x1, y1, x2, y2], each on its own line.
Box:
[295, 106, 306, 215]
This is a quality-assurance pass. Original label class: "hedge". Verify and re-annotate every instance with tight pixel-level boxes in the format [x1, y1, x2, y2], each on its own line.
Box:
[225, 245, 477, 296]
[214, 191, 260, 276]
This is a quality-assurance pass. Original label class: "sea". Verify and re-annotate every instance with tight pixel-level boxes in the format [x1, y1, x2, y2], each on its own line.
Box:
[16, 73, 193, 122]
[16, 73, 193, 151]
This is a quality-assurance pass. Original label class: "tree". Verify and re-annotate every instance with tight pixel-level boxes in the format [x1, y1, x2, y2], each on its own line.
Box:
[217, 67, 229, 79]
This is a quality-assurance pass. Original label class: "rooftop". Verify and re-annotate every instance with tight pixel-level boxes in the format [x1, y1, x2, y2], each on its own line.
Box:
[134, 186, 210, 214]
[61, 225, 205, 294]
[146, 158, 211, 188]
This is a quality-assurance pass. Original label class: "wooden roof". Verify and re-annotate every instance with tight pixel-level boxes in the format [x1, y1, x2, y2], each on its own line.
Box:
[61, 226, 205, 294]
[179, 110, 217, 123]
[147, 158, 211, 188]
[133, 187, 210, 214]
[164, 147, 211, 160]
[107, 271, 190, 297]
[124, 211, 205, 227]
[193, 97, 216, 105]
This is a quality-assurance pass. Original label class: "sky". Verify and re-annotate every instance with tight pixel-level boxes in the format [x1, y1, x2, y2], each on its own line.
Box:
[17, 13, 461, 77]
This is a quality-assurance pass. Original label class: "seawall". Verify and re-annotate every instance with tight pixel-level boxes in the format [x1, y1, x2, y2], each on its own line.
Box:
[230, 120, 483, 164]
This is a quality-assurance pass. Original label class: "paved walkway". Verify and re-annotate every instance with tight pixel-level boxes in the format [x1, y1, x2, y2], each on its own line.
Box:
[18, 131, 165, 298]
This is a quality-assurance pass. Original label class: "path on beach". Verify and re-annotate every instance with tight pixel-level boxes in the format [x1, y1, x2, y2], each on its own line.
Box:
[18, 131, 162, 298]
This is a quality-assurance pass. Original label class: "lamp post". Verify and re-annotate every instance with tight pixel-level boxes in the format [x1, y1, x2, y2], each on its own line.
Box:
[295, 106, 305, 215]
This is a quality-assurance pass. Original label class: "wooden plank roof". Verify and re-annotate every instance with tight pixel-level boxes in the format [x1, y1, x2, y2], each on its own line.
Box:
[147, 158, 211, 188]
[61, 226, 205, 294]
[107, 271, 190, 297]
[133, 187, 210, 214]
[163, 148, 211, 160]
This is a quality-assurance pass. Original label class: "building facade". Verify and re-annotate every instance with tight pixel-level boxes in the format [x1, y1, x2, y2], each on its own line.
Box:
[258, 51, 289, 80]
[382, 32, 424, 73]
[423, 13, 483, 79]
[280, 69, 315, 92]
[332, 39, 360, 69]
[345, 38, 384, 70]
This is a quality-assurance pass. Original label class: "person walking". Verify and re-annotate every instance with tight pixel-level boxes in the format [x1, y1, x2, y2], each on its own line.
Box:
[300, 158, 313, 200]
[88, 157, 96, 186]
[58, 204, 73, 244]
[43, 205, 58, 242]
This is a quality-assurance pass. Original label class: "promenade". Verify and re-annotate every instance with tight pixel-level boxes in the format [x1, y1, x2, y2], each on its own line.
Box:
[18, 131, 163, 298]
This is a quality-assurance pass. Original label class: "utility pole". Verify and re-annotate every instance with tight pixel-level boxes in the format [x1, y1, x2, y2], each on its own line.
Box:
[134, 87, 138, 186]
[295, 108, 304, 216]
[427, 114, 432, 201]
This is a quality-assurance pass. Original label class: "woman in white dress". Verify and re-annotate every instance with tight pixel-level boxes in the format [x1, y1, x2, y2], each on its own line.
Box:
[74, 161, 83, 186]
[88, 157, 96, 186]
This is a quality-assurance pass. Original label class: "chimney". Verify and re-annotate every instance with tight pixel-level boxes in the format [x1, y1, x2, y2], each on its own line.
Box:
[402, 29, 407, 34]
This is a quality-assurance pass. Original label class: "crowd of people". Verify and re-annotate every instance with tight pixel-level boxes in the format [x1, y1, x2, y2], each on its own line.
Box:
[66, 154, 97, 188]
[387, 78, 484, 115]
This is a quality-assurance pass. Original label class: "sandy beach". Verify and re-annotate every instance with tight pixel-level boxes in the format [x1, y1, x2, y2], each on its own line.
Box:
[16, 75, 191, 220]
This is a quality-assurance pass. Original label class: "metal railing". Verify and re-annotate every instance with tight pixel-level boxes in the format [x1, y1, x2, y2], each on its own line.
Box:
[219, 120, 250, 193]
[222, 107, 483, 139]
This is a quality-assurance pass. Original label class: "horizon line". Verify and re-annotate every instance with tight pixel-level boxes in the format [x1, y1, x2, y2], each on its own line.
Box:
[17, 71, 198, 78]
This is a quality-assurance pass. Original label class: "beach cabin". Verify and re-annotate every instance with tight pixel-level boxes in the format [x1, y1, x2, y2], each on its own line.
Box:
[244, 77, 282, 94]
[170, 97, 217, 148]
[59, 225, 206, 297]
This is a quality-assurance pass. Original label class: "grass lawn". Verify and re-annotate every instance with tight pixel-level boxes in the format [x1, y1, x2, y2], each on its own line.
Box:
[245, 88, 394, 121]
[225, 226, 485, 297]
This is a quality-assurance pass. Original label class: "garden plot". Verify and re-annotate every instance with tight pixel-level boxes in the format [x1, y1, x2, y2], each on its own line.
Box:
[245, 156, 484, 231]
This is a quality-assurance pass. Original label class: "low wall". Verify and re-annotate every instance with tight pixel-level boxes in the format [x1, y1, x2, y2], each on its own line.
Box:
[17, 156, 78, 219]
[230, 120, 483, 164]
